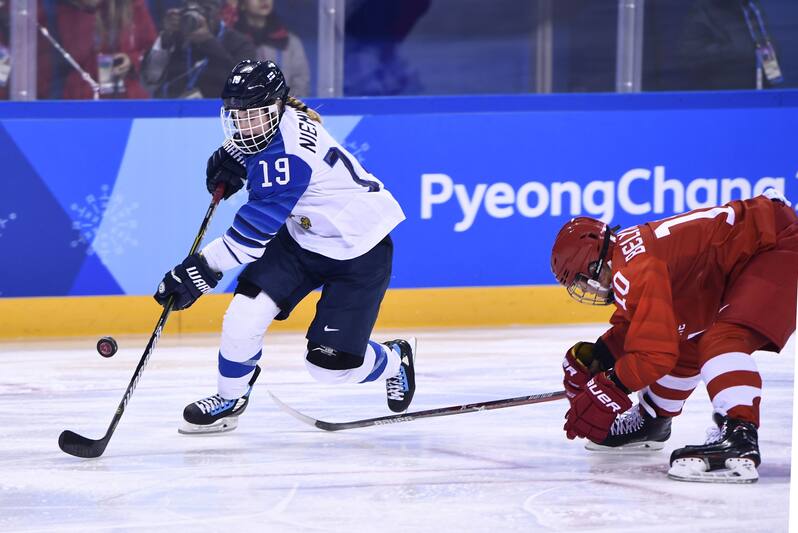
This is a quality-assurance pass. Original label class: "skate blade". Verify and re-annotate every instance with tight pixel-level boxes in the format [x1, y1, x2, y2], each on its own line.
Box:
[178, 416, 239, 435]
[585, 440, 665, 453]
[667, 457, 758, 484]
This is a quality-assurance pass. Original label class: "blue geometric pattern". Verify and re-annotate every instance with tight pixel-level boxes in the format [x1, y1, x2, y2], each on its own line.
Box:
[0, 123, 94, 297]
[1, 95, 796, 298]
[0, 108, 355, 297]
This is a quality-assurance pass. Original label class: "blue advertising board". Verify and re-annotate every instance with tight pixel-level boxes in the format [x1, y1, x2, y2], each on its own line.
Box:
[1, 91, 796, 298]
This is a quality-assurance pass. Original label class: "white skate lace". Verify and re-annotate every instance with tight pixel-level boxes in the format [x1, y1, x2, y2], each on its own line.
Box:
[386, 370, 406, 401]
[196, 395, 226, 414]
[610, 405, 644, 435]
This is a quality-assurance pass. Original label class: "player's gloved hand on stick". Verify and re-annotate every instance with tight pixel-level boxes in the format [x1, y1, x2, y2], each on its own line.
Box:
[564, 371, 632, 443]
[153, 253, 222, 310]
[562, 341, 595, 403]
[206, 141, 246, 200]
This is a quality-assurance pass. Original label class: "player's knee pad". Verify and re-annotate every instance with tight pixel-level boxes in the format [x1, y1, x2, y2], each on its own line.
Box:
[304, 341, 368, 384]
[220, 292, 280, 360]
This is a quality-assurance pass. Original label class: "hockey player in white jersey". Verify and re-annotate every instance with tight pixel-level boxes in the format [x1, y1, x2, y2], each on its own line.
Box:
[154, 59, 417, 434]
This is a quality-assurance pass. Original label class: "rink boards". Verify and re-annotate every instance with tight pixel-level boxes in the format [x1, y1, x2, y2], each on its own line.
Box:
[1, 91, 796, 336]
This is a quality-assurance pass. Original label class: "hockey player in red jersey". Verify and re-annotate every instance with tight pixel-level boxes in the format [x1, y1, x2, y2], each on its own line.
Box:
[550, 189, 798, 483]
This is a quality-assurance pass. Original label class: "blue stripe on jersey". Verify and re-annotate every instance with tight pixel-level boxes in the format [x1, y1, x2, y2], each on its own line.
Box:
[360, 341, 389, 383]
[237, 202, 289, 229]
[226, 226, 266, 249]
[221, 239, 243, 264]
[222, 234, 260, 260]
[233, 213, 276, 240]
[218, 350, 262, 378]
[227, 150, 312, 250]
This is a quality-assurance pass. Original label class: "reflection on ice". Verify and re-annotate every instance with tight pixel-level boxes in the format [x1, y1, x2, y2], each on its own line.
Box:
[0, 325, 793, 532]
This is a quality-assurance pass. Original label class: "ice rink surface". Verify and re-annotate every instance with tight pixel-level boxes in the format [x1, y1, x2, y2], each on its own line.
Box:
[1, 325, 794, 533]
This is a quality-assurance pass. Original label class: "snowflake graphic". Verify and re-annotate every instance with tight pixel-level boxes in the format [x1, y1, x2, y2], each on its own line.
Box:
[343, 140, 371, 164]
[70, 184, 139, 256]
[0, 212, 18, 239]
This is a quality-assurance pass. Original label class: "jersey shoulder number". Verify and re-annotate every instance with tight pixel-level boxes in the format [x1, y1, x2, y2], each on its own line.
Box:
[323, 147, 381, 192]
[652, 205, 735, 239]
[249, 153, 311, 197]
[257, 157, 291, 187]
[612, 270, 632, 311]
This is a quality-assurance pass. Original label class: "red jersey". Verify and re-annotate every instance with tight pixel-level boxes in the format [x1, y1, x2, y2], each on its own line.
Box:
[37, 0, 156, 100]
[601, 195, 788, 391]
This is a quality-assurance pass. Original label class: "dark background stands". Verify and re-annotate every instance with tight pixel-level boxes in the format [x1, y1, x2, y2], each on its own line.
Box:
[140, 0, 254, 98]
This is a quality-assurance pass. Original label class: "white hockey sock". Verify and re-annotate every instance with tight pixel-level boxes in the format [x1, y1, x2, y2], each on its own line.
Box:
[217, 292, 279, 399]
[359, 341, 401, 383]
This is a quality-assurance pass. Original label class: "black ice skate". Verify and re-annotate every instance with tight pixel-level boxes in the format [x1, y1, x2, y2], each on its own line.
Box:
[385, 338, 417, 413]
[585, 402, 672, 452]
[179, 366, 261, 435]
[668, 413, 760, 484]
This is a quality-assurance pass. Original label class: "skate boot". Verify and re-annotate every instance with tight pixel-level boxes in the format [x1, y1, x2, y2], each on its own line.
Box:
[668, 413, 760, 484]
[585, 402, 672, 452]
[385, 338, 417, 413]
[179, 366, 261, 435]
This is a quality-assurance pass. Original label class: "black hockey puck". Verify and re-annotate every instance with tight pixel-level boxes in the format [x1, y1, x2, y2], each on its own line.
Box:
[97, 336, 118, 358]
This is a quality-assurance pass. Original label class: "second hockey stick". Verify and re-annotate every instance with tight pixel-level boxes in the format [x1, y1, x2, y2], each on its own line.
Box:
[58, 184, 226, 458]
[268, 389, 567, 431]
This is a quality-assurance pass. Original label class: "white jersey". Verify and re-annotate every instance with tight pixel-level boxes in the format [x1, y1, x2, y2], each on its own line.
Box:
[202, 107, 405, 271]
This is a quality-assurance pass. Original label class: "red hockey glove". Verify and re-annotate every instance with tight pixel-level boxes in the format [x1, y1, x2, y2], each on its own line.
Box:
[564, 371, 632, 442]
[562, 342, 594, 402]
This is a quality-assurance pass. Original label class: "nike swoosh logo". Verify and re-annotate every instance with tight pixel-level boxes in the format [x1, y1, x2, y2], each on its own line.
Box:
[687, 328, 707, 340]
[323, 326, 339, 332]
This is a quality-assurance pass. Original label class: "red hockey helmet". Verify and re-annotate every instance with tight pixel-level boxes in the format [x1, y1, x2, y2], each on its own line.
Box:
[550, 217, 616, 305]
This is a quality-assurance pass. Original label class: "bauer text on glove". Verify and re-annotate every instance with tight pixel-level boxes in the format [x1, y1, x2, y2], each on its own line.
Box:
[564, 371, 632, 443]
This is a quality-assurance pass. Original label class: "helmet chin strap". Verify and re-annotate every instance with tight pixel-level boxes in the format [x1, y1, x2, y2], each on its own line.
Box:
[573, 224, 617, 305]
[590, 224, 615, 285]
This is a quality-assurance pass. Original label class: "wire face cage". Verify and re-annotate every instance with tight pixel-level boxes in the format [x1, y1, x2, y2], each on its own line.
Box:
[220, 103, 281, 154]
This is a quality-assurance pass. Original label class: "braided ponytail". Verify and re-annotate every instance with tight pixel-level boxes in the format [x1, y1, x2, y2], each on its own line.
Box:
[286, 96, 322, 123]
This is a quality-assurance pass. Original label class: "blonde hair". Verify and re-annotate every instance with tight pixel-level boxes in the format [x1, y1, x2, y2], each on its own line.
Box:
[286, 96, 322, 123]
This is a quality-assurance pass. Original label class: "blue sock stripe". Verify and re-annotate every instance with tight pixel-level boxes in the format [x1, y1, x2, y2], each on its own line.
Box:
[218, 350, 262, 378]
[360, 341, 389, 383]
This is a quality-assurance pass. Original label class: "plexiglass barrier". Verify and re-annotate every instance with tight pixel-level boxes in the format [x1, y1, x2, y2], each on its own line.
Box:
[2, 0, 796, 100]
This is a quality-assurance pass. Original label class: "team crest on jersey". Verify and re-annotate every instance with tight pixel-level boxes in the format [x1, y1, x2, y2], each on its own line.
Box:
[299, 216, 312, 230]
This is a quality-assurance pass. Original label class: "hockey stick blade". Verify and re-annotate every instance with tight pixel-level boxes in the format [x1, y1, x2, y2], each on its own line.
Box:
[268, 389, 567, 431]
[58, 430, 109, 459]
[57, 185, 225, 458]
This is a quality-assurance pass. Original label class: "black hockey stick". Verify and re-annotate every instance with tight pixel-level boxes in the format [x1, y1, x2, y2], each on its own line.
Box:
[267, 389, 567, 431]
[58, 185, 226, 458]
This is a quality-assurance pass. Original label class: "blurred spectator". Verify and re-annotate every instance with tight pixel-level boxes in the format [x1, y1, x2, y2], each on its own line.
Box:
[644, 0, 780, 91]
[0, 0, 8, 100]
[220, 0, 236, 26]
[675, 0, 758, 90]
[140, 0, 255, 98]
[235, 0, 309, 96]
[344, 0, 430, 96]
[38, 0, 157, 99]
